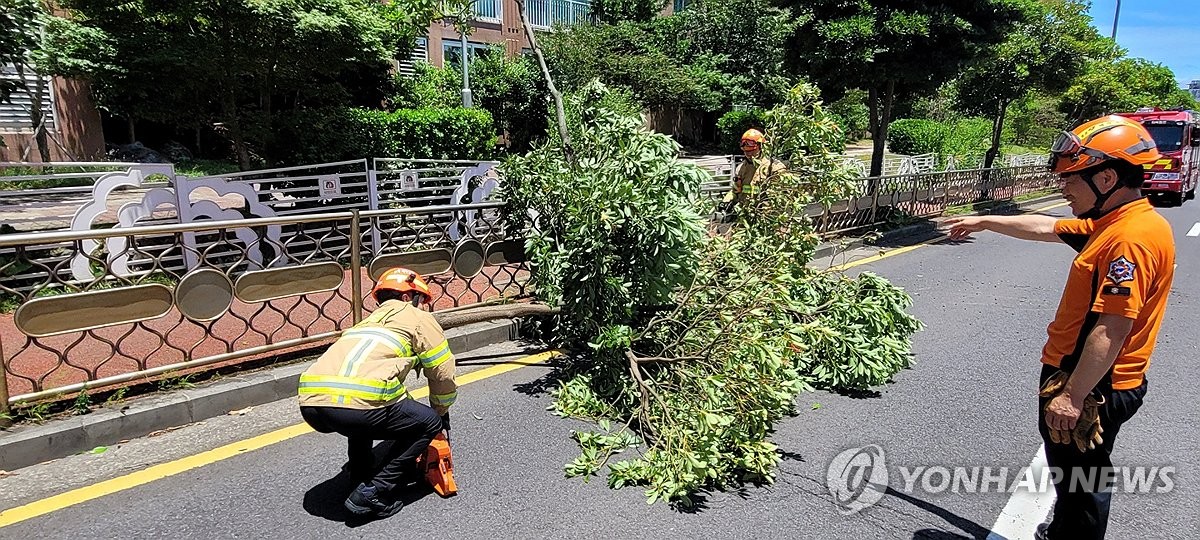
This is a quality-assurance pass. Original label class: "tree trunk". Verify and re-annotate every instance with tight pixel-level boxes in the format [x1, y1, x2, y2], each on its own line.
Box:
[15, 64, 51, 162]
[195, 126, 203, 158]
[224, 93, 251, 170]
[982, 100, 1009, 171]
[128, 117, 137, 143]
[867, 80, 896, 188]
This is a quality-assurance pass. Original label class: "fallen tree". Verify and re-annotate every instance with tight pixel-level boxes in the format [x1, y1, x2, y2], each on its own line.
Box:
[498, 81, 921, 506]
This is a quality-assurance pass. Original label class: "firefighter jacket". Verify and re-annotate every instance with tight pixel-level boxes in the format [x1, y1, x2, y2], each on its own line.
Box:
[725, 156, 787, 203]
[298, 300, 457, 415]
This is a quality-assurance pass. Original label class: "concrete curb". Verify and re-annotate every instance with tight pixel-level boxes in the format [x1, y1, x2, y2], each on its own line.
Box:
[812, 193, 1064, 260]
[0, 319, 517, 472]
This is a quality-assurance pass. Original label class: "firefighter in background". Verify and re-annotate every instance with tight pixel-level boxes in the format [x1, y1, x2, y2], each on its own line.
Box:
[721, 128, 788, 215]
[298, 267, 457, 518]
[945, 115, 1174, 540]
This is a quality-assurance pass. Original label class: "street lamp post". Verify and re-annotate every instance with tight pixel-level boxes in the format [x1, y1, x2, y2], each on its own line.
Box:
[1111, 0, 1121, 39]
[460, 24, 473, 108]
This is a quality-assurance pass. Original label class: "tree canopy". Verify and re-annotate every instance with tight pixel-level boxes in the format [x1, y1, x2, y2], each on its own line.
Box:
[955, 0, 1098, 168]
[42, 0, 462, 167]
[783, 0, 1032, 176]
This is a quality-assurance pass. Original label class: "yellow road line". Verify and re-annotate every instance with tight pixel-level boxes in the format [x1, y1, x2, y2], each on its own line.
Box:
[0, 350, 559, 528]
[829, 240, 941, 271]
[1029, 201, 1069, 212]
[829, 198, 1069, 271]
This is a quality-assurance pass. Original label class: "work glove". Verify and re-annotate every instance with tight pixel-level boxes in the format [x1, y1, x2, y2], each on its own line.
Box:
[441, 413, 450, 432]
[1071, 394, 1105, 452]
[1038, 370, 1104, 452]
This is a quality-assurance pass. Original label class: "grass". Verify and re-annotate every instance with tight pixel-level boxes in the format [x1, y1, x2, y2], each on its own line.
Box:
[175, 159, 242, 177]
[157, 373, 197, 391]
[0, 159, 241, 190]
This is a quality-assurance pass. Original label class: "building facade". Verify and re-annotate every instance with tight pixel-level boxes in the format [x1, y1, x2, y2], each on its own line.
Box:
[0, 66, 105, 163]
[402, 0, 594, 72]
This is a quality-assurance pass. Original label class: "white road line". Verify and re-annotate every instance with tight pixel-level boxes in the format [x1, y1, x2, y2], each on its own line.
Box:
[986, 446, 1054, 540]
[1187, 222, 1200, 237]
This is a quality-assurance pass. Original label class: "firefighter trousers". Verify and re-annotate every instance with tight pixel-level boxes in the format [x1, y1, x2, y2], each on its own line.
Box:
[1037, 364, 1147, 540]
[301, 398, 444, 494]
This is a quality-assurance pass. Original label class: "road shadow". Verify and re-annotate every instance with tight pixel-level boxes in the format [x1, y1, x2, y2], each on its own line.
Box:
[511, 350, 579, 397]
[883, 487, 991, 540]
[835, 388, 883, 399]
[912, 530, 975, 540]
[302, 441, 437, 527]
[778, 449, 806, 462]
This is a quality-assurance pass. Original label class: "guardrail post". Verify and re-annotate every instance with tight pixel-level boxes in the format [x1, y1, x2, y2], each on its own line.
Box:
[350, 209, 364, 324]
[0, 338, 11, 428]
[868, 176, 882, 225]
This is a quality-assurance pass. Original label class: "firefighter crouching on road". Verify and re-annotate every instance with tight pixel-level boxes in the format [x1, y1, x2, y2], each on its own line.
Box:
[945, 115, 1174, 540]
[298, 267, 457, 518]
[720, 128, 787, 217]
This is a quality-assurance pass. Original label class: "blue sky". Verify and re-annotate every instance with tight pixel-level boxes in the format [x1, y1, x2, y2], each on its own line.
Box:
[1086, 0, 1200, 86]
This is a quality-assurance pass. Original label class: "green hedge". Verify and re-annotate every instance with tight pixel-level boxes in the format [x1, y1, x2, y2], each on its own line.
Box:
[887, 117, 1000, 160]
[273, 107, 495, 165]
[943, 118, 993, 160]
[886, 119, 949, 155]
[716, 109, 768, 153]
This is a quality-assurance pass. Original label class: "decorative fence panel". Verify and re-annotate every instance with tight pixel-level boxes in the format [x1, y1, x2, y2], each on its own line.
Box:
[0, 202, 531, 406]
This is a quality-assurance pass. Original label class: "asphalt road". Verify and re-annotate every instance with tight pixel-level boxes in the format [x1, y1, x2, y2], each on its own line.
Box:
[1, 199, 1197, 539]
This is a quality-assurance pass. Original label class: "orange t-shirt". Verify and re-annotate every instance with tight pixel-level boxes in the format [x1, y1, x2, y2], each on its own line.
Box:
[1043, 198, 1175, 390]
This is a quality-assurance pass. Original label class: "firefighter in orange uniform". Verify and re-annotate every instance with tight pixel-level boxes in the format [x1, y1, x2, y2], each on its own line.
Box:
[945, 115, 1174, 540]
[298, 268, 457, 518]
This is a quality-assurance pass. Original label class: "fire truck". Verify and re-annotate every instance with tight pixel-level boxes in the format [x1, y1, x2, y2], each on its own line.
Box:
[1117, 107, 1200, 206]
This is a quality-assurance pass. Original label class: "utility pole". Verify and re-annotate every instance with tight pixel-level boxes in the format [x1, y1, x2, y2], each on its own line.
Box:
[1111, 0, 1121, 39]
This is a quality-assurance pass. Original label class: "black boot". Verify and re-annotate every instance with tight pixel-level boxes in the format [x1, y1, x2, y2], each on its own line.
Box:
[344, 483, 404, 518]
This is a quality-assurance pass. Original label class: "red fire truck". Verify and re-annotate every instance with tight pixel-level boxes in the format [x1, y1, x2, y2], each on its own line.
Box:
[1117, 107, 1200, 206]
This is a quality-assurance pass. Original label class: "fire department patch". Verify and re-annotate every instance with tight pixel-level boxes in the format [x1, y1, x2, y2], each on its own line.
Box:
[1106, 256, 1136, 285]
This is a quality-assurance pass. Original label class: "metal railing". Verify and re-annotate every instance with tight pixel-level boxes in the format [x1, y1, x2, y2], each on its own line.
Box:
[701, 164, 1058, 235]
[526, 0, 592, 28]
[472, 0, 502, 22]
[0, 202, 531, 408]
[0, 158, 1055, 411]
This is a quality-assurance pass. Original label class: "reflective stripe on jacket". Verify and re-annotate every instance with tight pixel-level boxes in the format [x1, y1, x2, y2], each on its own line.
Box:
[298, 300, 457, 414]
[731, 156, 786, 198]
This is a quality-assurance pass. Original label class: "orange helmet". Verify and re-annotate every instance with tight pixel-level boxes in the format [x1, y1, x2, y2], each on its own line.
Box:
[1048, 115, 1161, 174]
[373, 267, 432, 303]
[741, 129, 765, 144]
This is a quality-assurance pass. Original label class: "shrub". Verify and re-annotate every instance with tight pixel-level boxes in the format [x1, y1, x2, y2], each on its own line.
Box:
[716, 109, 768, 153]
[392, 50, 551, 152]
[272, 107, 495, 165]
[942, 117, 994, 161]
[828, 90, 869, 142]
[887, 119, 949, 155]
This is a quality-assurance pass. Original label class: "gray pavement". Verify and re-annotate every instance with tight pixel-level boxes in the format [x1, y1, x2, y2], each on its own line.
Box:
[2, 199, 1198, 539]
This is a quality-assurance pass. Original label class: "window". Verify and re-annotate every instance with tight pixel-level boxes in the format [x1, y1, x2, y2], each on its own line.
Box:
[472, 0, 502, 23]
[395, 38, 430, 78]
[442, 41, 490, 68]
[673, 0, 688, 12]
[0, 64, 55, 132]
[1145, 124, 1185, 153]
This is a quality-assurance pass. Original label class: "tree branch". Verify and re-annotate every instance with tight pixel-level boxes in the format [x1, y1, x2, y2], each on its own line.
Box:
[514, 0, 573, 162]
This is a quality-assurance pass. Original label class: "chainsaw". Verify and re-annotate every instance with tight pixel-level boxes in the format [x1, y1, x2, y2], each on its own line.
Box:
[417, 431, 457, 497]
